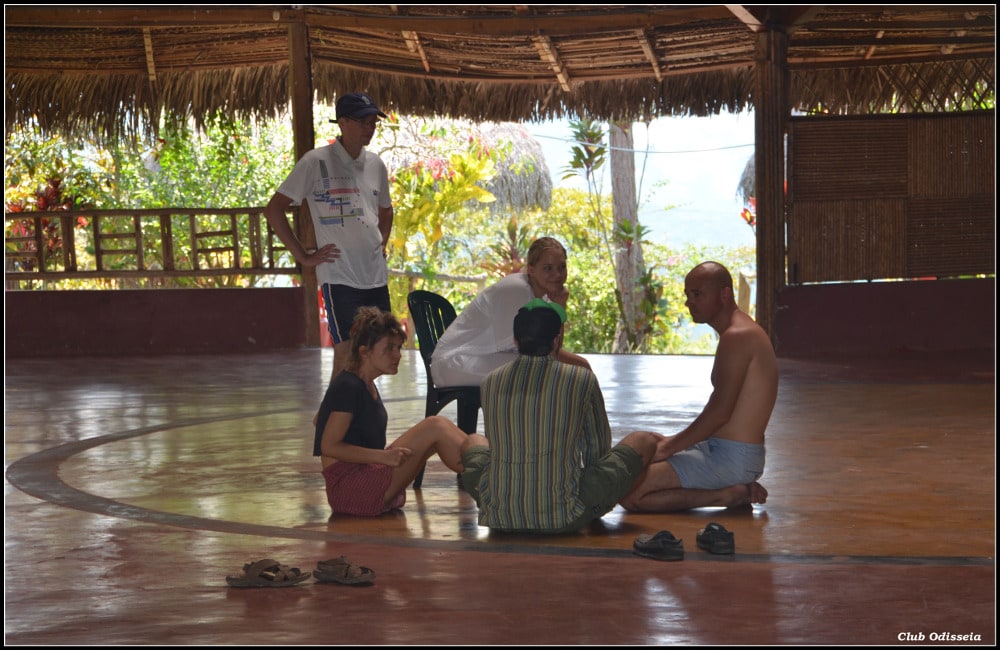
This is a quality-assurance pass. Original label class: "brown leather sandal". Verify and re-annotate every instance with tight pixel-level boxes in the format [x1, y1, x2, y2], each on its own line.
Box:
[314, 556, 376, 585]
[225, 558, 311, 588]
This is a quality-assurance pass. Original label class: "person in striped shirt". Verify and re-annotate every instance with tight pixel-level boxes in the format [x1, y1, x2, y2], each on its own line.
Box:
[458, 298, 663, 534]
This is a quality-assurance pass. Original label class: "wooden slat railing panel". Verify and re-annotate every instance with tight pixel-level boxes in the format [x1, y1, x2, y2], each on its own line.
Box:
[4, 207, 299, 283]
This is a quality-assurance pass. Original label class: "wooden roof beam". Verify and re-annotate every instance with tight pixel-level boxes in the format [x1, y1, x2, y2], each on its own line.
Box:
[517, 4, 571, 92]
[805, 34, 994, 47]
[401, 30, 431, 73]
[726, 5, 823, 33]
[532, 35, 571, 93]
[866, 30, 885, 60]
[941, 30, 967, 55]
[323, 6, 737, 36]
[4, 7, 303, 28]
[391, 6, 431, 74]
[5, 6, 735, 35]
[142, 27, 157, 84]
[725, 5, 768, 33]
[635, 29, 663, 82]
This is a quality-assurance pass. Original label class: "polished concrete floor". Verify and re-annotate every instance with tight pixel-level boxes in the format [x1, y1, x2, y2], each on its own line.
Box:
[4, 348, 996, 645]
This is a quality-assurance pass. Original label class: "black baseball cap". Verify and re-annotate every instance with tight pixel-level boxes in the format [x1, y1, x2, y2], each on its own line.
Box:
[335, 92, 387, 120]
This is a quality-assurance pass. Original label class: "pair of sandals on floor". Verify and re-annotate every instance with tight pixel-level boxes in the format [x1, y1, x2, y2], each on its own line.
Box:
[226, 556, 375, 588]
[633, 522, 735, 561]
[229, 524, 733, 584]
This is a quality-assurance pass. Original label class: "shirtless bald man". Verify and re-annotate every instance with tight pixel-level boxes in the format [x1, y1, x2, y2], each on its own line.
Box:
[621, 261, 778, 512]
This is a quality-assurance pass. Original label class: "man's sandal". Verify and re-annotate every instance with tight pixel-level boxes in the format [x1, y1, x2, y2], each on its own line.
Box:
[314, 556, 376, 585]
[225, 558, 311, 587]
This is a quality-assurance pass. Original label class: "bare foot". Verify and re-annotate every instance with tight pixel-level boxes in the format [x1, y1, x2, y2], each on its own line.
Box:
[722, 482, 768, 509]
[722, 484, 753, 508]
[748, 481, 768, 504]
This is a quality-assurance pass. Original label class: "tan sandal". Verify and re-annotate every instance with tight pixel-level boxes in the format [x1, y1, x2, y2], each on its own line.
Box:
[314, 556, 376, 585]
[225, 558, 311, 588]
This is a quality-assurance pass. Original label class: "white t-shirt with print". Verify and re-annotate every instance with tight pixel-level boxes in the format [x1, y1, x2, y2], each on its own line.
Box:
[277, 140, 392, 288]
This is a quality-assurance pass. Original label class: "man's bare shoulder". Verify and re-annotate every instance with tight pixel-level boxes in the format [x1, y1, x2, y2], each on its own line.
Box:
[720, 312, 774, 356]
[731, 310, 767, 333]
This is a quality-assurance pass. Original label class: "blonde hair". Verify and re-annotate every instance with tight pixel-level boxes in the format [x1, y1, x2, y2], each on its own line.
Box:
[525, 237, 567, 268]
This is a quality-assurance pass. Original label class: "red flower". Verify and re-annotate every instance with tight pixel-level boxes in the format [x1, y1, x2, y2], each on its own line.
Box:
[740, 196, 757, 230]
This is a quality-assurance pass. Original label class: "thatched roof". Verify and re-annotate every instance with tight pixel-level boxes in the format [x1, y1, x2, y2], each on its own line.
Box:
[5, 5, 995, 144]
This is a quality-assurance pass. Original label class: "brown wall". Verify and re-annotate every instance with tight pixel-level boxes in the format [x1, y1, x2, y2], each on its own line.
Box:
[5, 288, 308, 357]
[774, 278, 995, 358]
[4, 280, 994, 359]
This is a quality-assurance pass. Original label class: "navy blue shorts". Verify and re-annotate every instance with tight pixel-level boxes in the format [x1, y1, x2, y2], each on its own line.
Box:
[320, 284, 391, 343]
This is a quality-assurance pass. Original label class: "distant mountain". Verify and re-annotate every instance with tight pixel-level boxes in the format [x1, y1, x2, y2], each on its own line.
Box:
[642, 204, 756, 249]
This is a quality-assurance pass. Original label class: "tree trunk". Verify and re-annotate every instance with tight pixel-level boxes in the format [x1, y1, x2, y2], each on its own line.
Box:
[609, 121, 647, 353]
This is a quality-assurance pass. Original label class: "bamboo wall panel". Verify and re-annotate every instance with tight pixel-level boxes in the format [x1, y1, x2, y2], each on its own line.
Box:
[908, 113, 995, 197]
[907, 196, 995, 278]
[788, 199, 906, 283]
[788, 112, 994, 283]
[789, 120, 908, 200]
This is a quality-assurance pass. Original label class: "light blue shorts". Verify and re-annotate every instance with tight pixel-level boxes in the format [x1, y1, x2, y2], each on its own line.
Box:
[667, 438, 765, 490]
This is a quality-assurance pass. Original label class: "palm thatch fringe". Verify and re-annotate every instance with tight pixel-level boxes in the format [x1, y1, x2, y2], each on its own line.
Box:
[6, 66, 293, 145]
[312, 63, 757, 123]
[6, 58, 993, 147]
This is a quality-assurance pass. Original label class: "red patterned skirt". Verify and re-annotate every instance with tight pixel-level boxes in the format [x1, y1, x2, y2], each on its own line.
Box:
[322, 460, 406, 516]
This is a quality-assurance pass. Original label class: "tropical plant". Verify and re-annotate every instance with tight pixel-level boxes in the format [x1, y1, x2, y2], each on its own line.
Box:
[561, 118, 669, 353]
[369, 117, 501, 315]
[5, 110, 757, 354]
[5, 112, 294, 288]
[478, 215, 535, 278]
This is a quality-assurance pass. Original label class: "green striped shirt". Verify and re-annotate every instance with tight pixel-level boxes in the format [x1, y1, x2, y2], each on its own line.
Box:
[478, 355, 612, 531]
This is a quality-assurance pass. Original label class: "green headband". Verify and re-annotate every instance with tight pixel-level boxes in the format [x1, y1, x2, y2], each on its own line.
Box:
[522, 297, 567, 323]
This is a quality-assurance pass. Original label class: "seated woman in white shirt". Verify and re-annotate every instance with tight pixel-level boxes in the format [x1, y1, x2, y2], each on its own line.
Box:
[430, 237, 590, 388]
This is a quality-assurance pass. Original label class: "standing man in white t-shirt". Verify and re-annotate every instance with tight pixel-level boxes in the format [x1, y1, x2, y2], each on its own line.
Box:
[264, 92, 394, 388]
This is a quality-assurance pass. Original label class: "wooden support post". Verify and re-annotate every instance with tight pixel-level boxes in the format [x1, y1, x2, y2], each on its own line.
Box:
[288, 18, 319, 347]
[753, 28, 789, 340]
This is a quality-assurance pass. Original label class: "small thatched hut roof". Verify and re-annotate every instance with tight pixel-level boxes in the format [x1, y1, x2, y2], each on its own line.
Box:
[479, 122, 553, 213]
[5, 5, 995, 144]
[376, 117, 553, 212]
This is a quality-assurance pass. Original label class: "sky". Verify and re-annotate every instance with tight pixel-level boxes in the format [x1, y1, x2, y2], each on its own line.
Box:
[523, 111, 758, 249]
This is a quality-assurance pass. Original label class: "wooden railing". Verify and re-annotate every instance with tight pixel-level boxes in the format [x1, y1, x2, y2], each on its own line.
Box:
[4, 207, 298, 286]
[5, 207, 491, 291]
